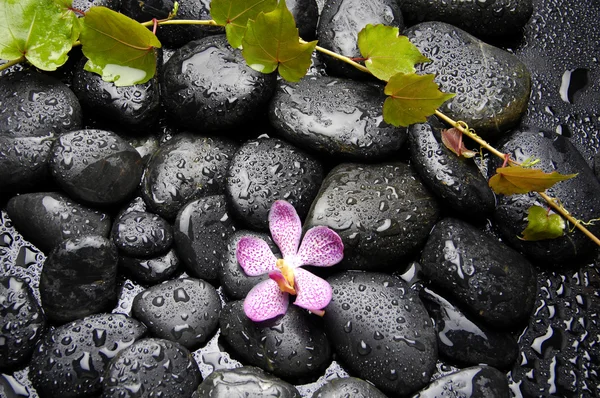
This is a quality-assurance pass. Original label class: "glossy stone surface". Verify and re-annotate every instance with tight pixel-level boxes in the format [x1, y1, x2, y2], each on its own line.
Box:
[112, 210, 173, 258]
[411, 365, 510, 398]
[0, 133, 54, 193]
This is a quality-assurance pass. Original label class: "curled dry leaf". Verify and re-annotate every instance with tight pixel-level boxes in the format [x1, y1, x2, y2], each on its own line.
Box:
[441, 128, 477, 158]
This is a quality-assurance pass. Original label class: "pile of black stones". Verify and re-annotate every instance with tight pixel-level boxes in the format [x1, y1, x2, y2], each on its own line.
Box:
[1, 0, 599, 397]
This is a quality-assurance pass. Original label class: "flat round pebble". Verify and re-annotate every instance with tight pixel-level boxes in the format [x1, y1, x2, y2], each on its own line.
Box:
[120, 248, 181, 285]
[40, 235, 118, 323]
[225, 137, 322, 230]
[132, 278, 221, 350]
[411, 365, 510, 398]
[0, 276, 46, 371]
[194, 366, 301, 398]
[312, 376, 388, 398]
[6, 191, 111, 253]
[325, 272, 437, 396]
[174, 195, 236, 280]
[141, 133, 237, 220]
[112, 210, 173, 258]
[102, 338, 201, 398]
[29, 313, 147, 398]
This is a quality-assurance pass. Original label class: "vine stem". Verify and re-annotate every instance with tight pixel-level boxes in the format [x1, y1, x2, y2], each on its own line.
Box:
[141, 19, 219, 27]
[305, 40, 370, 74]
[0, 56, 26, 73]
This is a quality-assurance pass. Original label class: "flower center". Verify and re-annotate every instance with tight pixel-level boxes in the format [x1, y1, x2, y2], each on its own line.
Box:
[272, 258, 296, 294]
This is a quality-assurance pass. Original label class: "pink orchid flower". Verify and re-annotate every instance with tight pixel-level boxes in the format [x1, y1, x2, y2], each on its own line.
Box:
[236, 200, 344, 322]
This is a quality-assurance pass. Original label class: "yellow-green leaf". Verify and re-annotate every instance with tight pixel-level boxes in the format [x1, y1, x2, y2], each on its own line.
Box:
[488, 166, 577, 195]
[383, 72, 455, 127]
[357, 24, 430, 82]
[242, 0, 316, 82]
[80, 7, 161, 86]
[210, 0, 277, 49]
[520, 205, 565, 241]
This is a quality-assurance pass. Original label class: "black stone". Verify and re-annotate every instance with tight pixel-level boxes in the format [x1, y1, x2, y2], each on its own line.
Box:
[112, 210, 173, 258]
[29, 313, 147, 398]
[6, 192, 111, 254]
[325, 272, 437, 396]
[174, 195, 236, 280]
[219, 230, 275, 300]
[305, 162, 440, 271]
[0, 70, 82, 138]
[194, 366, 301, 398]
[49, 129, 144, 205]
[412, 365, 510, 398]
[404, 22, 531, 140]
[132, 278, 221, 350]
[120, 248, 181, 284]
[317, 0, 403, 79]
[491, 129, 600, 265]
[0, 276, 46, 371]
[141, 133, 237, 220]
[39, 235, 118, 323]
[269, 76, 407, 160]
[161, 35, 276, 131]
[225, 137, 322, 230]
[409, 119, 495, 220]
[0, 133, 54, 193]
[312, 376, 388, 398]
[288, 0, 319, 41]
[219, 301, 332, 382]
[420, 287, 519, 370]
[420, 217, 537, 329]
[102, 338, 201, 398]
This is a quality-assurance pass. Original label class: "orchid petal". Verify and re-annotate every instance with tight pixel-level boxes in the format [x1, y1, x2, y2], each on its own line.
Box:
[296, 226, 344, 267]
[237, 236, 278, 276]
[243, 279, 289, 322]
[293, 268, 332, 313]
[269, 200, 302, 259]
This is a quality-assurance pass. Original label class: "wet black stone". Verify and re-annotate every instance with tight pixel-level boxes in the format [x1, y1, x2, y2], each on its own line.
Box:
[219, 230, 275, 300]
[120, 248, 181, 284]
[404, 22, 531, 140]
[225, 137, 322, 230]
[141, 133, 237, 220]
[400, 0, 533, 40]
[317, 0, 404, 79]
[0, 133, 54, 193]
[325, 272, 437, 396]
[29, 313, 147, 398]
[412, 365, 510, 398]
[509, 265, 600, 398]
[0, 70, 82, 138]
[420, 217, 537, 329]
[174, 195, 236, 281]
[219, 301, 332, 382]
[515, 0, 600, 163]
[0, 276, 46, 371]
[288, 0, 319, 40]
[491, 129, 600, 266]
[409, 120, 495, 220]
[5, 192, 111, 254]
[102, 338, 201, 397]
[39, 235, 118, 323]
[194, 366, 301, 398]
[161, 35, 276, 131]
[49, 129, 144, 205]
[420, 287, 519, 370]
[112, 210, 173, 258]
[72, 57, 161, 130]
[312, 376, 388, 398]
[132, 278, 221, 350]
[305, 162, 440, 271]
[269, 76, 407, 161]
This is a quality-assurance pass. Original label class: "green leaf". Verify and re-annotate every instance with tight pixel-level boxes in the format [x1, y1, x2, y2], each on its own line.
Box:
[488, 166, 578, 195]
[210, 0, 277, 49]
[383, 72, 455, 127]
[242, 0, 316, 82]
[520, 205, 565, 241]
[357, 24, 430, 82]
[0, 0, 78, 70]
[80, 6, 161, 86]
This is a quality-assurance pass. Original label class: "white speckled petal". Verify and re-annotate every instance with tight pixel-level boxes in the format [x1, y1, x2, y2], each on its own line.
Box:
[269, 200, 302, 259]
[296, 226, 344, 267]
[243, 279, 289, 321]
[293, 268, 332, 312]
[236, 236, 278, 276]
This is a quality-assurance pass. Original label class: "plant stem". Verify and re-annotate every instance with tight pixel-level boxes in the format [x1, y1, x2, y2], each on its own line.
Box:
[0, 56, 26, 73]
[141, 19, 219, 27]
[305, 40, 370, 74]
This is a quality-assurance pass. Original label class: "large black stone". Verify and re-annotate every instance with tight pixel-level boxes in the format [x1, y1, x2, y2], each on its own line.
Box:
[411, 365, 510, 398]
